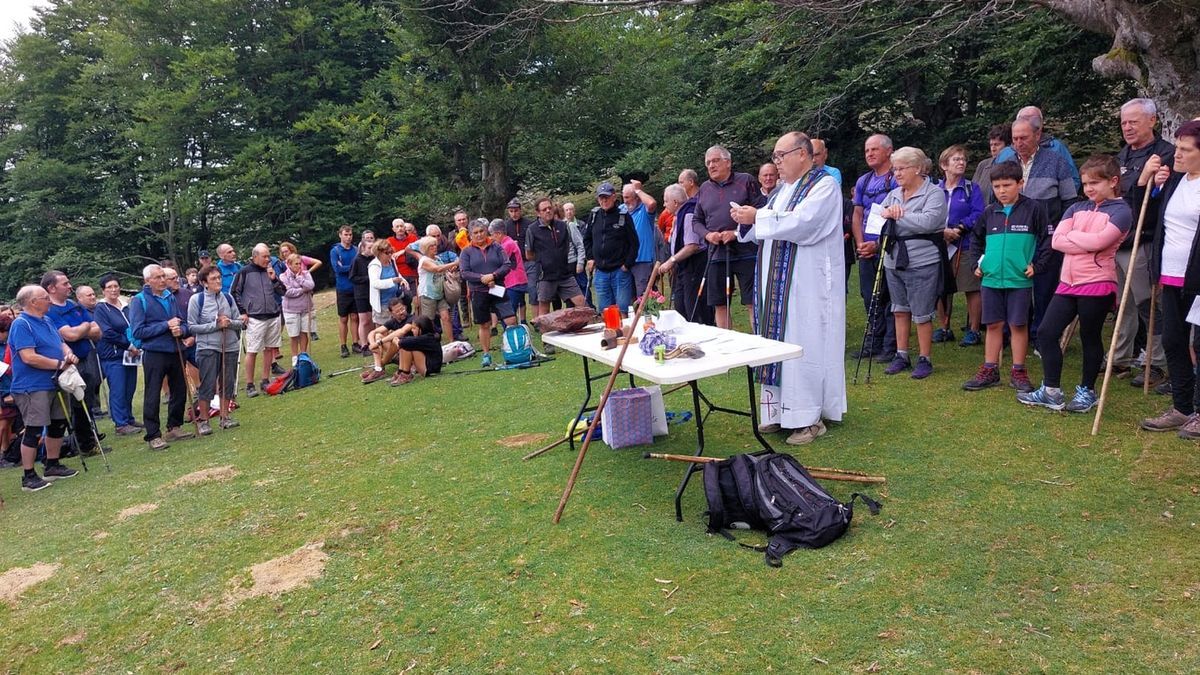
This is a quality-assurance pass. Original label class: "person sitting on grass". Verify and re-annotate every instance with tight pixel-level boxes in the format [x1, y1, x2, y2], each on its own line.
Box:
[1018, 155, 1131, 412]
[962, 161, 1051, 393]
[280, 253, 315, 365]
[415, 235, 458, 342]
[188, 265, 245, 433]
[389, 315, 444, 386]
[362, 297, 411, 384]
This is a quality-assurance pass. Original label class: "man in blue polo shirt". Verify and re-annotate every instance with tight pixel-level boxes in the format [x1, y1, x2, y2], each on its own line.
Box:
[42, 270, 104, 457]
[329, 225, 359, 358]
[216, 243, 242, 294]
[851, 134, 899, 362]
[8, 284, 80, 492]
[621, 180, 660, 298]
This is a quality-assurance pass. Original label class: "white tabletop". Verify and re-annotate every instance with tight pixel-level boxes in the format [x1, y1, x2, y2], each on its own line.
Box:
[541, 320, 803, 385]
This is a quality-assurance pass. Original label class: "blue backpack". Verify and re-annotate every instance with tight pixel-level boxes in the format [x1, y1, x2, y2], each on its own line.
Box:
[293, 352, 321, 388]
[501, 324, 534, 365]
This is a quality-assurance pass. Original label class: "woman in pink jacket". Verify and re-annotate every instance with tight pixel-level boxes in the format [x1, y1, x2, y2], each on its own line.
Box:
[1019, 155, 1132, 412]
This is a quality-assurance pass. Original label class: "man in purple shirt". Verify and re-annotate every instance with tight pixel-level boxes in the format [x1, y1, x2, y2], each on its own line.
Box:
[691, 145, 766, 330]
[851, 134, 899, 361]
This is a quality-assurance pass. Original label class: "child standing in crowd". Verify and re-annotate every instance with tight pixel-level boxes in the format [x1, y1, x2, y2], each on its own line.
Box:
[962, 161, 1051, 393]
[280, 254, 315, 364]
[1019, 156, 1131, 411]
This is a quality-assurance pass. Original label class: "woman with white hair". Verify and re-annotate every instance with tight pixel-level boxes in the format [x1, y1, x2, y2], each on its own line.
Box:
[879, 146, 949, 379]
[415, 235, 459, 342]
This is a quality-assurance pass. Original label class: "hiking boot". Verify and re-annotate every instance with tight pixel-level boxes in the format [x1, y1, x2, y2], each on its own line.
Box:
[197, 420, 213, 436]
[911, 356, 933, 379]
[1131, 366, 1167, 389]
[148, 437, 170, 451]
[22, 472, 50, 492]
[1064, 386, 1098, 413]
[932, 328, 955, 343]
[115, 424, 140, 436]
[785, 420, 827, 445]
[480, 353, 493, 368]
[1010, 367, 1035, 393]
[883, 354, 911, 375]
[271, 362, 286, 376]
[389, 371, 414, 386]
[340, 344, 351, 359]
[963, 364, 1000, 391]
[873, 351, 897, 364]
[43, 463, 79, 481]
[0, 460, 18, 469]
[1141, 407, 1191, 432]
[1178, 414, 1200, 439]
[362, 368, 386, 384]
[81, 445, 111, 458]
[165, 427, 195, 442]
[219, 417, 240, 430]
[246, 383, 259, 399]
[758, 423, 782, 434]
[1017, 384, 1065, 410]
[260, 378, 270, 392]
[1156, 380, 1173, 396]
[131, 419, 145, 428]
[958, 329, 982, 347]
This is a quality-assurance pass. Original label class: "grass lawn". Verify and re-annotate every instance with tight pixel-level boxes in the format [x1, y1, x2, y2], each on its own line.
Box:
[1, 283, 1198, 673]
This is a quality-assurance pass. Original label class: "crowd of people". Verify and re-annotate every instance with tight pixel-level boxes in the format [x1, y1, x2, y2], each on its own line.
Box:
[3, 96, 1199, 493]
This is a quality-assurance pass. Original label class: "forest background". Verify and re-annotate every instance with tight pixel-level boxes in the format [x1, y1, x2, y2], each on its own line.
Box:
[0, 0, 1192, 298]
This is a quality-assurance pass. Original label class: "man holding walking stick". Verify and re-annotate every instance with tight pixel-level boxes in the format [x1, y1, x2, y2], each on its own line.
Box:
[129, 264, 194, 451]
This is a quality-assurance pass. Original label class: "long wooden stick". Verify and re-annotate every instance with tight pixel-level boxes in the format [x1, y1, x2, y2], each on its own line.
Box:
[554, 262, 661, 524]
[1143, 284, 1158, 395]
[1093, 184, 1154, 435]
[643, 453, 887, 484]
[522, 435, 570, 461]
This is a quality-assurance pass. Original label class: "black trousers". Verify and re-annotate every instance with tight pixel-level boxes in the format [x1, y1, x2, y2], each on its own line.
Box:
[1160, 285, 1200, 416]
[671, 252, 714, 326]
[1036, 293, 1113, 390]
[142, 349, 186, 441]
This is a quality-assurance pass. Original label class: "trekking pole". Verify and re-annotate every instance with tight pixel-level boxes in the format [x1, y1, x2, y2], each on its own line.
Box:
[1143, 284, 1159, 395]
[87, 339, 108, 418]
[1093, 184, 1153, 435]
[853, 239, 888, 385]
[175, 337, 202, 436]
[77, 403, 111, 472]
[688, 250, 716, 323]
[642, 453, 887, 484]
[862, 232, 891, 384]
[55, 389, 87, 473]
[554, 262, 661, 524]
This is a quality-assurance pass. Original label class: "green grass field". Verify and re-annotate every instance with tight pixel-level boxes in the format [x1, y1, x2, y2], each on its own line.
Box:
[2, 285, 1198, 673]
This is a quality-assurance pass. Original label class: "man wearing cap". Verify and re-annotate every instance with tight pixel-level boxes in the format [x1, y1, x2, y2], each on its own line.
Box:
[585, 182, 640, 314]
[505, 199, 541, 321]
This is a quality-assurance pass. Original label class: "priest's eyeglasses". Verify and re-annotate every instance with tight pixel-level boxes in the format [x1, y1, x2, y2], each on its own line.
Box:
[771, 146, 805, 162]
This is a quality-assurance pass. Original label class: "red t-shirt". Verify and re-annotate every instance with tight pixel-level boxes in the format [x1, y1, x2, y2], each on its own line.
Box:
[388, 234, 419, 278]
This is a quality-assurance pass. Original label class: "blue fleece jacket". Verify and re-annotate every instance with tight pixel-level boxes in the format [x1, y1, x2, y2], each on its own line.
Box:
[128, 286, 189, 354]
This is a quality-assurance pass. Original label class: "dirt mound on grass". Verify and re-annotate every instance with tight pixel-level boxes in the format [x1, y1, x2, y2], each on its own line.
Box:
[220, 542, 328, 608]
[498, 433, 550, 447]
[169, 465, 238, 488]
[117, 503, 159, 521]
[0, 562, 61, 605]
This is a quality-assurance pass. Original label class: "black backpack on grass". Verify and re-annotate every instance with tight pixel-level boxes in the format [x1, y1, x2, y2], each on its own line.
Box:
[703, 452, 881, 567]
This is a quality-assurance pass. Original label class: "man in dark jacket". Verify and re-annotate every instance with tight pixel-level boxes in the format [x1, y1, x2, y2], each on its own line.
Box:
[505, 199, 541, 315]
[128, 264, 194, 450]
[232, 243, 286, 398]
[585, 182, 639, 315]
[527, 197, 587, 316]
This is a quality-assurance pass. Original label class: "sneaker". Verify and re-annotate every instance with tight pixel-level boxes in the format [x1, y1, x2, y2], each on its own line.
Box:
[271, 362, 286, 376]
[131, 419, 146, 428]
[148, 437, 170, 451]
[42, 463, 79, 481]
[389, 371, 414, 386]
[311, 331, 319, 341]
[21, 473, 50, 492]
[1010, 368, 1035, 393]
[351, 343, 364, 355]
[1017, 384, 1065, 410]
[873, 351, 897, 364]
[1178, 414, 1200, 439]
[758, 423, 782, 434]
[115, 424, 140, 436]
[911, 356, 933, 379]
[1064, 386, 1098, 413]
[362, 369, 386, 384]
[340, 344, 351, 359]
[785, 420, 827, 445]
[165, 427, 195, 441]
[883, 354, 911, 375]
[1141, 407, 1191, 432]
[0, 459, 18, 469]
[1110, 363, 1134, 379]
[246, 383, 259, 399]
[1155, 380, 1173, 396]
[260, 379, 270, 392]
[219, 417, 240, 430]
[931, 328, 948, 343]
[81, 445, 111, 458]
[1131, 366, 1168, 389]
[962, 364, 1001, 391]
[958, 329, 982, 347]
[480, 353, 493, 368]
[542, 343, 556, 356]
[197, 420, 213, 436]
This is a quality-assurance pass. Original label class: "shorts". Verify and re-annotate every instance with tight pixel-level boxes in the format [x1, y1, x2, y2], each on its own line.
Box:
[537, 276, 583, 304]
[284, 312, 313, 338]
[706, 257, 756, 307]
[13, 390, 67, 427]
[954, 248, 981, 293]
[0, 402, 17, 421]
[197, 350, 239, 401]
[471, 291, 516, 325]
[506, 285, 527, 309]
[354, 293, 372, 314]
[981, 286, 1033, 327]
[372, 310, 390, 326]
[419, 296, 450, 316]
[336, 290, 357, 317]
[885, 262, 941, 323]
[246, 316, 282, 353]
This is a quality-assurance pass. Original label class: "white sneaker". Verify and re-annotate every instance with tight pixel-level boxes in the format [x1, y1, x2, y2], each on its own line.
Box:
[785, 420, 827, 445]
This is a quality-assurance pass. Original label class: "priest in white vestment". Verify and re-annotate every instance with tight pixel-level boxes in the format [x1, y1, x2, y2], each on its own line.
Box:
[731, 132, 847, 445]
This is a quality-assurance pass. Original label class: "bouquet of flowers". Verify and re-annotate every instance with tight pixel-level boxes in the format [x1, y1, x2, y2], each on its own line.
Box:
[636, 289, 667, 318]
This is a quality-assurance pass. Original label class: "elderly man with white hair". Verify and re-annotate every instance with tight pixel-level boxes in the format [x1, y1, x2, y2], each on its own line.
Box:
[231, 244, 285, 398]
[128, 264, 194, 450]
[996, 105, 1081, 191]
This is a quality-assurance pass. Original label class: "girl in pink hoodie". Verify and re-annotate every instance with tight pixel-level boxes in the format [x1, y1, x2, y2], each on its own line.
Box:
[1019, 155, 1132, 412]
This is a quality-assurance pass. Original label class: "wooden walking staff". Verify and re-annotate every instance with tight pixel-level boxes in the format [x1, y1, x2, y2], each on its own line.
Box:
[644, 453, 888, 484]
[1093, 184, 1155, 435]
[553, 262, 662, 524]
[1143, 284, 1159, 395]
